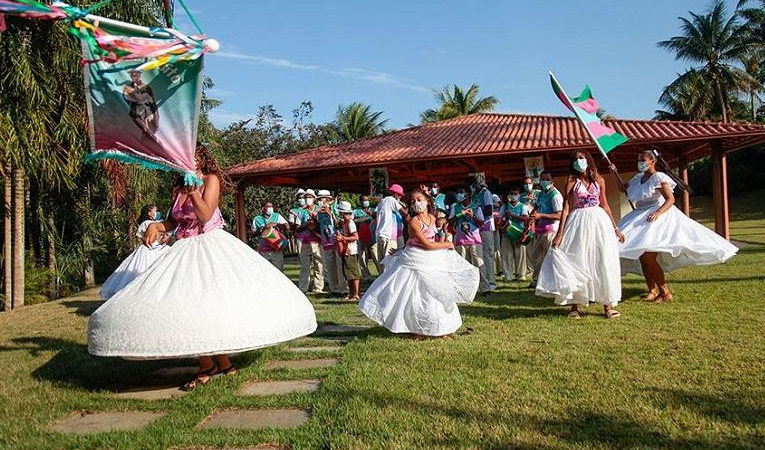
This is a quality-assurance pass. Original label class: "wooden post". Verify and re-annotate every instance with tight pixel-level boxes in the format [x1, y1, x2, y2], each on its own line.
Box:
[710, 140, 730, 240]
[234, 183, 247, 243]
[679, 156, 691, 217]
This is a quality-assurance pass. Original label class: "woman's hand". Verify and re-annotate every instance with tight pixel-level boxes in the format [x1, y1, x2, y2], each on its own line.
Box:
[552, 233, 563, 249]
[143, 223, 158, 247]
[615, 228, 626, 243]
[647, 210, 661, 222]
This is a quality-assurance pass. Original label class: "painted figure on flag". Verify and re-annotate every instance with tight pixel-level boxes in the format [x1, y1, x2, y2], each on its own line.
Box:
[123, 69, 160, 143]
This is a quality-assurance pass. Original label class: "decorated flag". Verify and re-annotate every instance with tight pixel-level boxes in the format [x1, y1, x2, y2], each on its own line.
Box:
[82, 31, 205, 185]
[549, 72, 628, 155]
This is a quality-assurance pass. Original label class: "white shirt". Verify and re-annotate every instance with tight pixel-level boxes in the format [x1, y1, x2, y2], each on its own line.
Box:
[477, 187, 496, 232]
[375, 196, 401, 240]
[342, 219, 359, 256]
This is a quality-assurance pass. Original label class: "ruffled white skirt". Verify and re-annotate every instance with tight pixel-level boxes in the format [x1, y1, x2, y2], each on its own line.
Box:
[536, 207, 622, 307]
[359, 246, 479, 336]
[100, 244, 170, 300]
[618, 204, 738, 274]
[88, 229, 317, 359]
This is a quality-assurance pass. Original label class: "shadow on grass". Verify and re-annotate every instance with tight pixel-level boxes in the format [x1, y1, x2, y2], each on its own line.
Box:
[60, 300, 104, 317]
[651, 388, 765, 426]
[668, 274, 765, 284]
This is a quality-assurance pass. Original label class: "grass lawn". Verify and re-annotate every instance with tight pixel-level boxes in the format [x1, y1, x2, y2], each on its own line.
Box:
[1, 191, 764, 450]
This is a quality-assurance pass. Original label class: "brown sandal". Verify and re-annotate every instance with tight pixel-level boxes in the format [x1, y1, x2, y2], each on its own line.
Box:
[181, 366, 218, 391]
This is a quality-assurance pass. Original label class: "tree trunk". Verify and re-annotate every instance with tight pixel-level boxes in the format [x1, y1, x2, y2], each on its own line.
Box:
[82, 183, 95, 287]
[12, 164, 25, 309]
[714, 77, 728, 123]
[28, 179, 42, 265]
[752, 91, 757, 122]
[2, 166, 11, 312]
[46, 209, 57, 300]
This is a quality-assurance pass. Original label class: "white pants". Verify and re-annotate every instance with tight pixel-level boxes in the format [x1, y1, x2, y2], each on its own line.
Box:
[480, 230, 497, 287]
[500, 237, 527, 280]
[528, 233, 555, 283]
[260, 251, 284, 271]
[298, 241, 323, 293]
[456, 243, 489, 293]
[322, 248, 348, 294]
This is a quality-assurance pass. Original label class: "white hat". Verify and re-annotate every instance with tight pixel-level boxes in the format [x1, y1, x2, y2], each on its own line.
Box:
[304, 189, 316, 198]
[316, 189, 332, 199]
[295, 188, 306, 197]
[492, 194, 501, 203]
[337, 201, 353, 214]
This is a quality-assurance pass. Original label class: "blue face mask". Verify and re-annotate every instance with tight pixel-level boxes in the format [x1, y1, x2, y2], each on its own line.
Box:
[540, 180, 553, 190]
[362, 200, 370, 207]
[456, 193, 466, 202]
[637, 161, 650, 173]
[573, 158, 588, 173]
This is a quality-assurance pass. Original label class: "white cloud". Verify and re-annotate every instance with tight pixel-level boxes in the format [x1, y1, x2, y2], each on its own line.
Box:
[215, 50, 429, 93]
[207, 87, 235, 97]
[208, 109, 255, 127]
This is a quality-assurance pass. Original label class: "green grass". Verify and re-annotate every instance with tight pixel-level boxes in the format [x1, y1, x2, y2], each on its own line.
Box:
[1, 192, 764, 450]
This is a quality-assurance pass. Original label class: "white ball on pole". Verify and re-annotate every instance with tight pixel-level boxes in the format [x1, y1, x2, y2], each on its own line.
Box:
[206, 39, 220, 53]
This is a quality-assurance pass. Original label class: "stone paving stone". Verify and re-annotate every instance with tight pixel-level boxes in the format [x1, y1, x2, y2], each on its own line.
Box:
[287, 346, 343, 353]
[317, 324, 373, 334]
[237, 379, 322, 396]
[263, 358, 339, 370]
[169, 445, 290, 450]
[316, 336, 355, 343]
[114, 385, 188, 401]
[49, 411, 166, 434]
[198, 409, 311, 430]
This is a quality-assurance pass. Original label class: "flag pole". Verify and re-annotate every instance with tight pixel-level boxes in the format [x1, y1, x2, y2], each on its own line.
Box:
[549, 71, 634, 209]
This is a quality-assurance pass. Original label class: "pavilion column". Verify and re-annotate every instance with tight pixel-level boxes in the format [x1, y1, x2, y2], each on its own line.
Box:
[710, 140, 730, 240]
[234, 182, 247, 243]
[679, 156, 691, 217]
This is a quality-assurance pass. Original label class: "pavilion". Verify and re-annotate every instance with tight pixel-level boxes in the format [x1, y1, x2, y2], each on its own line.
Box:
[226, 113, 765, 242]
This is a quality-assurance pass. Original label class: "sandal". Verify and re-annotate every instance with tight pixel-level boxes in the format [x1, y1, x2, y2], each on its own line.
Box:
[216, 364, 238, 376]
[567, 310, 581, 319]
[605, 309, 621, 319]
[181, 366, 218, 391]
[459, 327, 474, 336]
[642, 292, 660, 302]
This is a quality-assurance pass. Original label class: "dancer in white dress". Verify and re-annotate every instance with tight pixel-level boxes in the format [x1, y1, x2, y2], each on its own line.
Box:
[359, 189, 479, 338]
[613, 149, 738, 302]
[100, 205, 170, 300]
[88, 144, 317, 390]
[536, 151, 625, 319]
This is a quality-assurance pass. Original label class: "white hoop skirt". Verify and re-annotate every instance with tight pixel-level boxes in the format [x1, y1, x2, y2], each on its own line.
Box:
[100, 244, 170, 300]
[88, 229, 317, 359]
[536, 207, 622, 307]
[618, 204, 738, 274]
[359, 246, 479, 336]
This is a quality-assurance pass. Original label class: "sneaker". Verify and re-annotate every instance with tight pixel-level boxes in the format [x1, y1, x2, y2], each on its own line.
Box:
[527, 282, 537, 289]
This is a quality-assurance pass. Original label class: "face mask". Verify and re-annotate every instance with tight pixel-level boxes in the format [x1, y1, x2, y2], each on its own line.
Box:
[524, 183, 533, 193]
[412, 201, 428, 213]
[573, 158, 588, 173]
[298, 198, 306, 207]
[456, 193, 466, 202]
[431, 187, 439, 195]
[362, 200, 370, 208]
[540, 180, 553, 190]
[265, 207, 274, 215]
[637, 161, 650, 173]
[509, 194, 520, 202]
[306, 198, 315, 206]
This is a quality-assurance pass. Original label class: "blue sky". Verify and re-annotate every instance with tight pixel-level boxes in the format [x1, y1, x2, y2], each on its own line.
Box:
[178, 0, 737, 129]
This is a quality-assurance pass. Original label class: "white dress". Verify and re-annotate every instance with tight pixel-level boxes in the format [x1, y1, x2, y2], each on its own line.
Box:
[88, 195, 317, 360]
[536, 180, 622, 307]
[359, 221, 479, 336]
[100, 220, 171, 300]
[618, 172, 737, 274]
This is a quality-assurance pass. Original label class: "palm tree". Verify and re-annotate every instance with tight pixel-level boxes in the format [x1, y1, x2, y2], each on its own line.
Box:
[738, 0, 765, 43]
[655, 69, 716, 121]
[737, 1, 765, 120]
[333, 102, 388, 141]
[420, 84, 498, 123]
[658, 0, 758, 122]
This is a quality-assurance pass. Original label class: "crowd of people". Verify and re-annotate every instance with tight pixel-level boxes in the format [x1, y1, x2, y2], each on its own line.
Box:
[89, 145, 738, 390]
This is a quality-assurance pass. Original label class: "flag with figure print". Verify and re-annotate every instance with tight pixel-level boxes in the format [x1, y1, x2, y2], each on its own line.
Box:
[549, 72, 628, 156]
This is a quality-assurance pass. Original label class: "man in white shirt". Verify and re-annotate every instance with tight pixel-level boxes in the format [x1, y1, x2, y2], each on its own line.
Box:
[374, 184, 406, 271]
[469, 175, 498, 291]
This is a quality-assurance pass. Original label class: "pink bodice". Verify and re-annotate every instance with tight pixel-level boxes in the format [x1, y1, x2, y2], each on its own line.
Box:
[573, 179, 601, 209]
[407, 218, 437, 247]
[171, 190, 224, 239]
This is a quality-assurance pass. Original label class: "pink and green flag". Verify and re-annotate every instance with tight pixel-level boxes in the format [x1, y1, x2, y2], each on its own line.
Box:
[549, 72, 628, 155]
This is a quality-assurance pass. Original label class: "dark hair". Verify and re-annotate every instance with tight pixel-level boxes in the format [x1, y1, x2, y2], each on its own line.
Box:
[540, 170, 553, 178]
[138, 204, 156, 223]
[508, 185, 521, 193]
[196, 143, 232, 192]
[641, 149, 691, 193]
[568, 150, 599, 184]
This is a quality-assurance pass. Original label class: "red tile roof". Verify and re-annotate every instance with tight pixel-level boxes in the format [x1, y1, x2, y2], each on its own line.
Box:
[226, 113, 765, 179]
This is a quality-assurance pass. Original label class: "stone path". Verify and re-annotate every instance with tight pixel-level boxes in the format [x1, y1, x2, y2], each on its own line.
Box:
[287, 346, 343, 353]
[263, 358, 339, 370]
[114, 385, 188, 401]
[49, 411, 166, 434]
[238, 379, 322, 396]
[198, 409, 311, 430]
[317, 324, 373, 334]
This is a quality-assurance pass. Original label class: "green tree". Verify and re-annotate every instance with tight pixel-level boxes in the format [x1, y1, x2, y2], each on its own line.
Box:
[420, 84, 498, 123]
[655, 69, 716, 120]
[658, 0, 759, 122]
[333, 102, 388, 141]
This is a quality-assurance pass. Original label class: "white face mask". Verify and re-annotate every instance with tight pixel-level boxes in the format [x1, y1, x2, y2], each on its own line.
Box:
[431, 187, 439, 195]
[362, 200, 370, 208]
[637, 161, 650, 173]
[305, 197, 315, 206]
[412, 201, 428, 213]
[509, 194, 520, 202]
[573, 158, 588, 173]
[456, 193, 466, 202]
[298, 198, 306, 207]
[540, 180, 553, 190]
[265, 207, 274, 215]
[524, 183, 533, 193]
